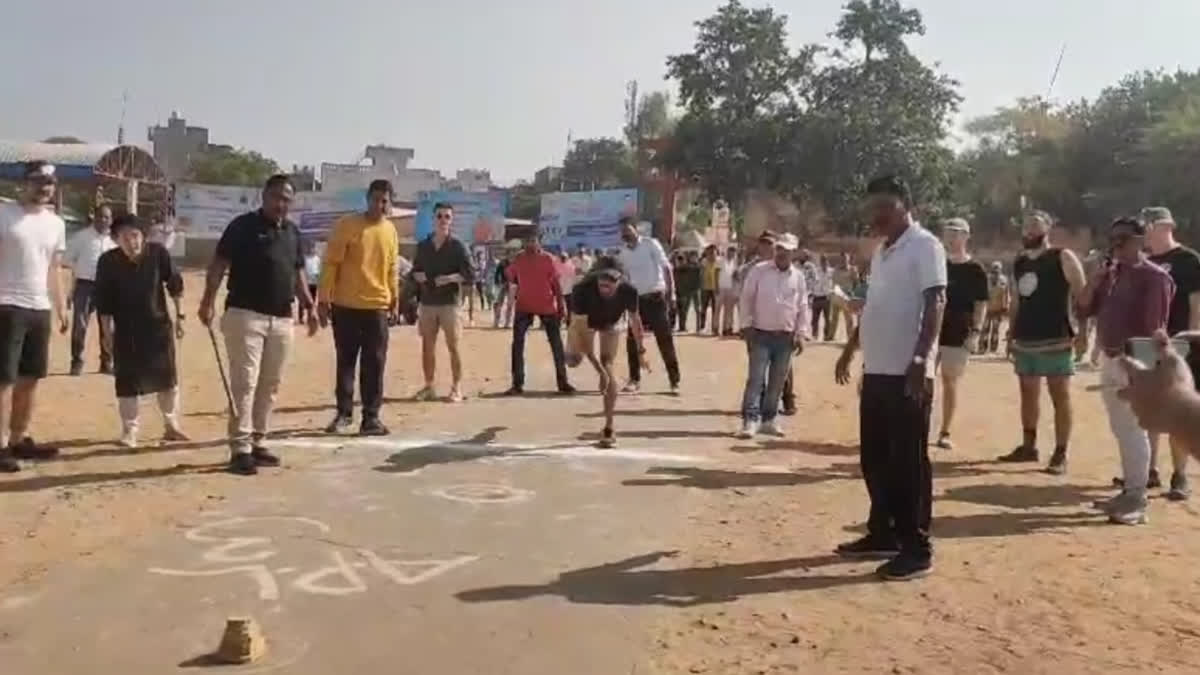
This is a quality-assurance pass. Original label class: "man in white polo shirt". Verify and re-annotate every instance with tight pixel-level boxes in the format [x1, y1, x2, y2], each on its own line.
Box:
[64, 203, 117, 375]
[0, 161, 70, 472]
[833, 175, 947, 582]
[616, 216, 680, 394]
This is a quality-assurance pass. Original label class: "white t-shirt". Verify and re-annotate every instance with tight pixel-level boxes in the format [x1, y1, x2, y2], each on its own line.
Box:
[860, 224, 947, 376]
[0, 203, 67, 310]
[617, 236, 670, 295]
[65, 227, 116, 281]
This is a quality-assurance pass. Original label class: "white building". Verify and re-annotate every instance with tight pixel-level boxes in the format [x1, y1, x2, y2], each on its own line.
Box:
[320, 145, 492, 201]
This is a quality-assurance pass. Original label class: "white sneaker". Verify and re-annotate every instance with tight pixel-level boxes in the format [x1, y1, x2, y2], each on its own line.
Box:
[760, 420, 785, 437]
[736, 421, 759, 439]
[118, 428, 138, 449]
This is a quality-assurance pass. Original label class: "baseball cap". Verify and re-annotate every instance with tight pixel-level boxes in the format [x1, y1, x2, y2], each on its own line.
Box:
[1140, 206, 1174, 225]
[943, 217, 970, 234]
[775, 233, 799, 251]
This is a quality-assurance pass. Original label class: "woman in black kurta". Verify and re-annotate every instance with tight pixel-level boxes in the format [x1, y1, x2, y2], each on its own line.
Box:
[94, 214, 188, 447]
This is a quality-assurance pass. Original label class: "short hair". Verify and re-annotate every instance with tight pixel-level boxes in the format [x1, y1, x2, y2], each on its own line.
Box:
[1111, 216, 1146, 236]
[865, 174, 912, 208]
[433, 202, 454, 213]
[618, 215, 635, 227]
[110, 213, 145, 236]
[367, 179, 393, 197]
[1026, 210, 1053, 227]
[592, 255, 625, 280]
[263, 174, 294, 193]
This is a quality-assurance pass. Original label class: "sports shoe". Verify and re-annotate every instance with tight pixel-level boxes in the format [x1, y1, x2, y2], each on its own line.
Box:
[997, 445, 1038, 463]
[10, 437, 58, 460]
[780, 403, 797, 417]
[413, 386, 437, 402]
[359, 418, 390, 437]
[324, 414, 353, 434]
[668, 382, 681, 396]
[597, 427, 616, 449]
[0, 447, 20, 473]
[1168, 472, 1191, 502]
[877, 555, 932, 581]
[1113, 470, 1162, 490]
[1106, 492, 1149, 525]
[163, 426, 190, 442]
[759, 420, 785, 438]
[557, 384, 578, 396]
[835, 535, 900, 560]
[228, 453, 258, 476]
[934, 432, 953, 450]
[621, 380, 641, 394]
[502, 386, 524, 397]
[1044, 448, 1068, 476]
[118, 428, 138, 449]
[447, 387, 465, 403]
[736, 420, 759, 440]
[69, 362, 83, 377]
[251, 446, 281, 467]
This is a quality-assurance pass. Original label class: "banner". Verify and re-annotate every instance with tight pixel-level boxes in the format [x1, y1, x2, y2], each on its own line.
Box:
[414, 191, 508, 243]
[539, 189, 639, 251]
[175, 183, 360, 240]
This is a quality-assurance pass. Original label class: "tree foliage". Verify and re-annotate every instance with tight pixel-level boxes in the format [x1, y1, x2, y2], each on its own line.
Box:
[41, 136, 86, 144]
[186, 147, 280, 187]
[624, 90, 676, 148]
[561, 137, 635, 190]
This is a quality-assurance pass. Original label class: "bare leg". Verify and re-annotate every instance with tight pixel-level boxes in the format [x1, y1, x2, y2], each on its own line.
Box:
[0, 383, 12, 449]
[1046, 375, 1073, 449]
[421, 334, 437, 387]
[1019, 375, 1041, 447]
[445, 331, 464, 389]
[939, 371, 958, 437]
[1149, 432, 1161, 476]
[599, 329, 620, 445]
[10, 377, 38, 442]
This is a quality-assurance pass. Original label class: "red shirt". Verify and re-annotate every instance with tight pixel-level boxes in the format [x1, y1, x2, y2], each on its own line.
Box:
[506, 250, 563, 316]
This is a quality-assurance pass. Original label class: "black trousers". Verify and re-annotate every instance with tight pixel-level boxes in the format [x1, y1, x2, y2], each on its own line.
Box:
[811, 295, 831, 341]
[860, 374, 933, 558]
[511, 312, 569, 390]
[698, 290, 716, 331]
[627, 292, 680, 386]
[70, 280, 111, 368]
[675, 291, 698, 332]
[331, 305, 389, 419]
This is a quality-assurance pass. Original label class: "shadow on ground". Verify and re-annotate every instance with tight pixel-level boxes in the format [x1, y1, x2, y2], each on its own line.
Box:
[372, 426, 605, 474]
[940, 483, 1107, 510]
[576, 408, 738, 419]
[456, 551, 875, 607]
[623, 465, 858, 490]
[730, 440, 859, 456]
[0, 463, 226, 494]
[47, 427, 325, 464]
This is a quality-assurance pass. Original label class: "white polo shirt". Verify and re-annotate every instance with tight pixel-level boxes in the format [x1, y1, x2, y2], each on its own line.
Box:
[617, 236, 670, 295]
[65, 227, 116, 281]
[0, 203, 67, 311]
[860, 224, 947, 376]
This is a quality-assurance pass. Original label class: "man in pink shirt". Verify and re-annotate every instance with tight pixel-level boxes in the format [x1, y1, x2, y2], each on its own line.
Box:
[504, 230, 574, 395]
[736, 233, 810, 438]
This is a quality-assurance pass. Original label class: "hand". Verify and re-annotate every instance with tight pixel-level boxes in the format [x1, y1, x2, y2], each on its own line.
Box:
[792, 333, 805, 355]
[434, 274, 452, 287]
[317, 302, 331, 328]
[904, 359, 931, 400]
[102, 337, 114, 359]
[58, 314, 69, 334]
[198, 299, 215, 327]
[306, 311, 320, 336]
[639, 348, 651, 371]
[175, 317, 185, 340]
[389, 303, 401, 326]
[66, 295, 73, 311]
[966, 333, 979, 354]
[835, 351, 853, 385]
[413, 272, 427, 283]
[1117, 331, 1198, 434]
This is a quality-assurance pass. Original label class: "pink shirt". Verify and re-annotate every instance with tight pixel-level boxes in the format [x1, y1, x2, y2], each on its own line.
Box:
[738, 261, 811, 337]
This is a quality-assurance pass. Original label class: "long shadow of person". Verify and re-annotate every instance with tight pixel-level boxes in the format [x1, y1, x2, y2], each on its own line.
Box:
[622, 465, 858, 490]
[373, 426, 583, 474]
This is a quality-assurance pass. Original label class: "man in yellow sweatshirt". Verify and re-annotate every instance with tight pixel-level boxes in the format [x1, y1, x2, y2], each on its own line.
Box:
[317, 179, 399, 436]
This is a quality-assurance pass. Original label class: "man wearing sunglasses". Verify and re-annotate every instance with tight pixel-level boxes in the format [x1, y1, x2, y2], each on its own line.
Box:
[0, 161, 70, 472]
[411, 202, 473, 402]
[1078, 217, 1174, 525]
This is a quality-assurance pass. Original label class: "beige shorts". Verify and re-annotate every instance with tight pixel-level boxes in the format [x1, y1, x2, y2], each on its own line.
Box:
[938, 346, 970, 379]
[418, 304, 461, 341]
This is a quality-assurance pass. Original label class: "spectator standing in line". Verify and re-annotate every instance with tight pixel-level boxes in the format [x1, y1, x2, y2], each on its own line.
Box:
[556, 250, 577, 322]
[698, 245, 720, 333]
[933, 218, 989, 450]
[505, 230, 574, 396]
[834, 175, 947, 581]
[64, 203, 116, 375]
[492, 251, 512, 329]
[616, 216, 680, 394]
[673, 251, 702, 332]
[828, 252, 859, 342]
[299, 239, 321, 324]
[318, 179, 400, 436]
[411, 203, 473, 402]
[983, 261, 1010, 353]
[715, 246, 740, 336]
[198, 174, 320, 476]
[808, 254, 835, 341]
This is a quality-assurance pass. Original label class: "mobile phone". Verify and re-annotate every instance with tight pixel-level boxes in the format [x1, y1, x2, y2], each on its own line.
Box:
[1126, 337, 1190, 367]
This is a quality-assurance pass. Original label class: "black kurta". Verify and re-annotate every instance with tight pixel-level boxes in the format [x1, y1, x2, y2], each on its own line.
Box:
[94, 243, 183, 398]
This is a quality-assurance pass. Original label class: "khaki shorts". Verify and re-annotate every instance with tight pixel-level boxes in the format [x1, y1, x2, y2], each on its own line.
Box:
[938, 346, 970, 379]
[418, 304, 461, 341]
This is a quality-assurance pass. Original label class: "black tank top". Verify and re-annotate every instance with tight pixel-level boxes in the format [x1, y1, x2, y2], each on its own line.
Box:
[1012, 249, 1075, 342]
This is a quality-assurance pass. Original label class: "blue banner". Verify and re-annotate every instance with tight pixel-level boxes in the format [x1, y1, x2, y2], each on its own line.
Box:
[414, 191, 509, 244]
[539, 189, 639, 251]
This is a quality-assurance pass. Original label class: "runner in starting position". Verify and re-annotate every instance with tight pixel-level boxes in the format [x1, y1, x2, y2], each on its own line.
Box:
[566, 256, 647, 448]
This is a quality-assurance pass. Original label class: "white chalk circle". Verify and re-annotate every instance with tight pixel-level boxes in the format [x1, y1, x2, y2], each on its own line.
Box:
[426, 484, 535, 504]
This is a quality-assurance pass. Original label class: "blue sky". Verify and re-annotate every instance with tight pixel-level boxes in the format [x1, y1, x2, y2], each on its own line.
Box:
[3, 0, 1199, 183]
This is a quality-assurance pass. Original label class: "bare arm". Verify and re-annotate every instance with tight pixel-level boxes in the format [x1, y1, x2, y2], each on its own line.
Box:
[1061, 249, 1088, 306]
[48, 252, 67, 324]
[1189, 292, 1200, 332]
[972, 300, 987, 332]
[913, 286, 948, 361]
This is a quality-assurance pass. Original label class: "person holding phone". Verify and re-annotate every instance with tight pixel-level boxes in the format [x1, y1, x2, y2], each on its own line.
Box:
[1078, 217, 1175, 525]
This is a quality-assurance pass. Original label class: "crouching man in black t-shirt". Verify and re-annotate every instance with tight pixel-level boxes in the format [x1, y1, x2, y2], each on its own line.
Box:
[566, 256, 647, 448]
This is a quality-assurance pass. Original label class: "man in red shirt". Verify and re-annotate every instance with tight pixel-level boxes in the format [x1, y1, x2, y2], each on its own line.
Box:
[504, 230, 575, 395]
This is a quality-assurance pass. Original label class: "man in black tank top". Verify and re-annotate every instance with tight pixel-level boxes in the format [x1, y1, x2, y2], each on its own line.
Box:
[999, 211, 1087, 474]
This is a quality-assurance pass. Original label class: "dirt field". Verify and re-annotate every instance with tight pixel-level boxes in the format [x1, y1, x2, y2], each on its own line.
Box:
[2, 271, 1200, 674]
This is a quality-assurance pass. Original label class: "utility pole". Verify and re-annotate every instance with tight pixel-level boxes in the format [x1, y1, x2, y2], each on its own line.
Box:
[117, 90, 128, 144]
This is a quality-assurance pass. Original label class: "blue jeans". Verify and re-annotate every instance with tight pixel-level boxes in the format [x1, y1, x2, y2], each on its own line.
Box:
[740, 329, 795, 423]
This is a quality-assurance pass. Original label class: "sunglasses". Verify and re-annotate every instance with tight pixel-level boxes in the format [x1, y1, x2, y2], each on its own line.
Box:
[436, 214, 452, 220]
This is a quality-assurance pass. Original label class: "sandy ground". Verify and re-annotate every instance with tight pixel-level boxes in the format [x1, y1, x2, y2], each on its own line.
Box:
[2, 272, 1200, 673]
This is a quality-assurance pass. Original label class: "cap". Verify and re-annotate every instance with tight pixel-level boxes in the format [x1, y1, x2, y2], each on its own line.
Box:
[23, 160, 56, 181]
[990, 261, 1003, 270]
[775, 233, 799, 251]
[1140, 206, 1174, 226]
[943, 217, 970, 234]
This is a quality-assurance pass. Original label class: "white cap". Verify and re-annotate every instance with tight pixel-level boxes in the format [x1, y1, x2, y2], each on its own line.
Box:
[776, 233, 799, 251]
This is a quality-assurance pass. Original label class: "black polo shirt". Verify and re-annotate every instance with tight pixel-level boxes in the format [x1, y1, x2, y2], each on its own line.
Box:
[216, 210, 303, 317]
[412, 234, 473, 306]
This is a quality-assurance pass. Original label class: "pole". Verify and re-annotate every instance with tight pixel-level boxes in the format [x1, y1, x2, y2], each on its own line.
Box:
[206, 324, 236, 416]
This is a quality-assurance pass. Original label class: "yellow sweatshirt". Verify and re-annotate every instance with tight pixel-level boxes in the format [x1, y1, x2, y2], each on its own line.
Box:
[318, 213, 399, 310]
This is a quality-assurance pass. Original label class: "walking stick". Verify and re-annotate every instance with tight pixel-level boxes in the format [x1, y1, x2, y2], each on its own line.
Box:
[206, 323, 236, 416]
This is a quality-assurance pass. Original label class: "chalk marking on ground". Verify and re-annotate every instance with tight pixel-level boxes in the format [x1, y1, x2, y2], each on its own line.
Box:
[425, 483, 535, 504]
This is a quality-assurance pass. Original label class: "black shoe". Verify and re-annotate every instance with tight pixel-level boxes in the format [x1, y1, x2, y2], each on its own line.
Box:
[934, 432, 953, 450]
[10, 437, 58, 460]
[359, 418, 390, 436]
[1168, 472, 1191, 501]
[503, 386, 524, 397]
[997, 445, 1038, 463]
[98, 362, 113, 375]
[0, 448, 19, 473]
[69, 362, 83, 376]
[228, 453, 258, 476]
[1044, 448, 1068, 475]
[597, 427, 616, 449]
[876, 554, 932, 581]
[557, 384, 577, 396]
[835, 535, 900, 560]
[780, 404, 797, 417]
[324, 414, 353, 434]
[251, 446, 281, 467]
[1113, 470, 1162, 489]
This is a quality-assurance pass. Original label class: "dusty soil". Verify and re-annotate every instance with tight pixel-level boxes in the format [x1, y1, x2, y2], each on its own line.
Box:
[2, 271, 1199, 674]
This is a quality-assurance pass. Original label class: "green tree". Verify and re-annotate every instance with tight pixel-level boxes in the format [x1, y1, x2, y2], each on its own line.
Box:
[186, 147, 280, 187]
[561, 137, 635, 190]
[506, 181, 542, 220]
[41, 136, 86, 144]
[624, 89, 676, 148]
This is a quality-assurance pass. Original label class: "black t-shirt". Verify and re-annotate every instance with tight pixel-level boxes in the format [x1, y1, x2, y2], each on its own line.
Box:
[571, 277, 639, 330]
[412, 235, 473, 306]
[940, 259, 989, 346]
[1149, 246, 1200, 336]
[216, 210, 303, 318]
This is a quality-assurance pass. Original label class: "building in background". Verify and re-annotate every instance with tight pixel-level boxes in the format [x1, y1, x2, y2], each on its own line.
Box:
[147, 112, 221, 181]
[321, 144, 444, 203]
[448, 169, 492, 192]
[534, 166, 562, 189]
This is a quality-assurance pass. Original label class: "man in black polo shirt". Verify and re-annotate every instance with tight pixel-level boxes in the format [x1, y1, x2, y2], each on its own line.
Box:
[198, 175, 319, 475]
[411, 202, 473, 402]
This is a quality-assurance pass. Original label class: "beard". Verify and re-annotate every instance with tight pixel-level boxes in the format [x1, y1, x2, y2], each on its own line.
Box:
[1022, 234, 1046, 250]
